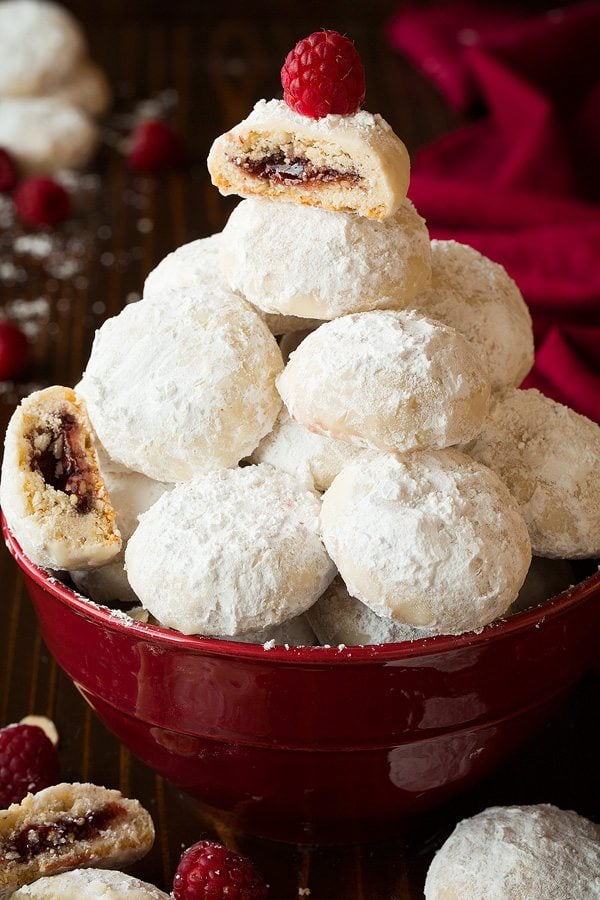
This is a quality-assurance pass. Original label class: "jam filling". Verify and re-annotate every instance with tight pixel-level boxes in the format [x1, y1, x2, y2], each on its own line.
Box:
[1, 802, 125, 863]
[31, 411, 95, 514]
[237, 152, 360, 185]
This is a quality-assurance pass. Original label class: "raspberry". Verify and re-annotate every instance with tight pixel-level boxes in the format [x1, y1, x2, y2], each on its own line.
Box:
[0, 723, 60, 808]
[173, 840, 268, 900]
[128, 119, 186, 174]
[281, 30, 366, 119]
[0, 321, 29, 381]
[14, 177, 70, 228]
[0, 147, 18, 192]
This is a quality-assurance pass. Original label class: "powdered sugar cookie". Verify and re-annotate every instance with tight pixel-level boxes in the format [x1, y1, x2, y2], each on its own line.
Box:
[125, 465, 335, 636]
[307, 576, 431, 645]
[425, 805, 600, 900]
[78, 290, 283, 481]
[465, 388, 600, 558]
[13, 869, 169, 899]
[48, 60, 112, 117]
[71, 468, 171, 606]
[411, 240, 534, 391]
[221, 197, 431, 319]
[144, 233, 324, 337]
[251, 406, 372, 492]
[278, 311, 490, 453]
[320, 451, 531, 634]
[0, 0, 86, 98]
[0, 387, 121, 570]
[208, 98, 410, 220]
[0, 97, 98, 173]
[0, 782, 154, 897]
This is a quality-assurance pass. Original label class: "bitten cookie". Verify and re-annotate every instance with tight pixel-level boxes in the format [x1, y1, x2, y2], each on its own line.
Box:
[425, 805, 600, 900]
[320, 451, 531, 635]
[13, 869, 170, 899]
[277, 311, 490, 453]
[251, 407, 372, 492]
[0, 783, 154, 898]
[208, 98, 410, 220]
[125, 465, 336, 636]
[0, 386, 121, 570]
[307, 576, 432, 645]
[411, 240, 534, 391]
[0, 0, 86, 98]
[78, 290, 283, 481]
[221, 197, 431, 319]
[465, 388, 600, 558]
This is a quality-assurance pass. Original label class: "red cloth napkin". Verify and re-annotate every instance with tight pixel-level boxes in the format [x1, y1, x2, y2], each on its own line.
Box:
[388, 1, 600, 423]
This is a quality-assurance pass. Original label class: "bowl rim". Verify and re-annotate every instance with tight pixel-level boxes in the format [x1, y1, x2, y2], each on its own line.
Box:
[4, 513, 599, 665]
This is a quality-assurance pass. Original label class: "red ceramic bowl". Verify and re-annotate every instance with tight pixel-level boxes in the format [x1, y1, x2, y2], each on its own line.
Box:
[3, 515, 599, 843]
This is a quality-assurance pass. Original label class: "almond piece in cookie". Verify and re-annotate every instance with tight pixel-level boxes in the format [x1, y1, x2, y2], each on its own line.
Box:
[0, 386, 121, 569]
[0, 782, 155, 898]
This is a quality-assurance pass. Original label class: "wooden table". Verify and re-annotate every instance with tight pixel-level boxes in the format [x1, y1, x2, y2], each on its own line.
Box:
[0, 2, 598, 896]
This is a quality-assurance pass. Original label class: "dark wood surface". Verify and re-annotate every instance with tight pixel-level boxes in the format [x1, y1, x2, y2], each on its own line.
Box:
[0, 4, 598, 897]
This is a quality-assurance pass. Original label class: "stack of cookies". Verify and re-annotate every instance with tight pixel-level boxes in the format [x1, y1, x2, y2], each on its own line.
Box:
[2, 31, 599, 646]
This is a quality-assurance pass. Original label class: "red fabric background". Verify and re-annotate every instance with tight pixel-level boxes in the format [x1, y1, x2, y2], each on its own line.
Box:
[388, 1, 600, 422]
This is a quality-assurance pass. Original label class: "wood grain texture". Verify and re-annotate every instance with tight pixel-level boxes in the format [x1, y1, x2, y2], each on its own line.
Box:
[0, 4, 598, 897]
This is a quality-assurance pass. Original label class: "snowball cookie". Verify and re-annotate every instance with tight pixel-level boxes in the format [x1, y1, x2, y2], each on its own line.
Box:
[320, 451, 531, 634]
[278, 311, 491, 454]
[78, 290, 283, 481]
[71, 468, 171, 606]
[411, 240, 534, 391]
[465, 388, 600, 558]
[0, 0, 86, 98]
[13, 868, 170, 898]
[125, 465, 336, 636]
[217, 613, 318, 646]
[48, 60, 112, 117]
[143, 233, 322, 337]
[221, 197, 431, 319]
[251, 406, 373, 492]
[424, 804, 600, 900]
[307, 576, 433, 646]
[0, 97, 98, 173]
[510, 556, 575, 615]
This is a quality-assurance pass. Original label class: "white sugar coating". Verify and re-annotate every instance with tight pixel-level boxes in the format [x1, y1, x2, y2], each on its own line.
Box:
[143, 233, 322, 336]
[125, 465, 336, 636]
[278, 311, 491, 453]
[216, 612, 318, 646]
[307, 576, 434, 645]
[320, 451, 531, 634]
[411, 240, 534, 391]
[425, 804, 600, 899]
[465, 388, 600, 558]
[0, 97, 98, 173]
[71, 467, 171, 605]
[78, 290, 283, 481]
[251, 407, 373, 492]
[13, 868, 170, 898]
[220, 197, 431, 319]
[510, 556, 575, 615]
[0, 0, 86, 97]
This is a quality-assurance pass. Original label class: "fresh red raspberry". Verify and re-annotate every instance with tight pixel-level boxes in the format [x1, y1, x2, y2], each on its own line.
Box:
[173, 840, 268, 900]
[128, 119, 186, 174]
[281, 30, 366, 119]
[0, 322, 30, 381]
[0, 148, 18, 192]
[14, 177, 70, 228]
[0, 723, 60, 808]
